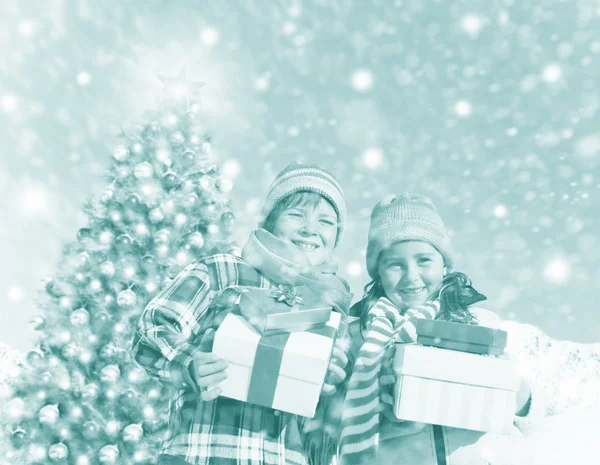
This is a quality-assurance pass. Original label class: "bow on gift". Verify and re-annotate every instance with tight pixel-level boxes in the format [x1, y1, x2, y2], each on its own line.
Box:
[269, 285, 305, 307]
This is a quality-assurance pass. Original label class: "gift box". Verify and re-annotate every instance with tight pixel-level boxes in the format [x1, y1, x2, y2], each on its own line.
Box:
[393, 344, 520, 434]
[415, 319, 508, 355]
[238, 285, 332, 336]
[212, 310, 342, 417]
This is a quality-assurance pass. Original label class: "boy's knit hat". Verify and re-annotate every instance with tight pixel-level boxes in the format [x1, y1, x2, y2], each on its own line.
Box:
[261, 162, 347, 246]
[366, 193, 455, 279]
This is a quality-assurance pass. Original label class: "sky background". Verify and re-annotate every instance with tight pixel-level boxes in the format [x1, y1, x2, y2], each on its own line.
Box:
[1, 0, 599, 352]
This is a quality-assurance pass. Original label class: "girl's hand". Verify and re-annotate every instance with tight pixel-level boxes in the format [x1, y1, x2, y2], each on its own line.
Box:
[321, 339, 349, 396]
[376, 345, 405, 423]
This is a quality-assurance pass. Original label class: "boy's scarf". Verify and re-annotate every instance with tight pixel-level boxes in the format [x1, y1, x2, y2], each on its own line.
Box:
[242, 229, 352, 465]
[241, 228, 352, 315]
[338, 296, 440, 464]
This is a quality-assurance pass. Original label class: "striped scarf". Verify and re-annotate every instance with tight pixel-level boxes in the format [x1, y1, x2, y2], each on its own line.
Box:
[339, 296, 440, 464]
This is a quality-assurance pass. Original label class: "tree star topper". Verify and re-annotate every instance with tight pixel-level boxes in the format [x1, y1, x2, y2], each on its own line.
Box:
[269, 285, 305, 307]
[158, 66, 206, 101]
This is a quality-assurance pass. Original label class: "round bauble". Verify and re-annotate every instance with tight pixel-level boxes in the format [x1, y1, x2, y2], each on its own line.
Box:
[29, 315, 46, 331]
[99, 445, 119, 464]
[123, 423, 143, 443]
[170, 131, 185, 146]
[70, 308, 90, 326]
[49, 442, 69, 460]
[10, 428, 27, 449]
[82, 421, 101, 439]
[148, 207, 164, 224]
[113, 145, 130, 162]
[134, 161, 154, 179]
[162, 171, 181, 190]
[100, 365, 121, 384]
[115, 234, 134, 253]
[81, 383, 100, 400]
[39, 404, 60, 425]
[117, 289, 137, 308]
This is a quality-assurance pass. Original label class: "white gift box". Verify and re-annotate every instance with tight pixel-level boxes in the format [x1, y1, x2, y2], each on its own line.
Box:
[212, 311, 341, 418]
[394, 344, 520, 434]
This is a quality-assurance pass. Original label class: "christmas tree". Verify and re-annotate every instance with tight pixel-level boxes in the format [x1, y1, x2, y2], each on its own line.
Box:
[2, 80, 237, 465]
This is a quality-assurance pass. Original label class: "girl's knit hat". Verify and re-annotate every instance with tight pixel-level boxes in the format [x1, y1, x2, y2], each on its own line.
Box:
[366, 193, 455, 279]
[260, 162, 347, 246]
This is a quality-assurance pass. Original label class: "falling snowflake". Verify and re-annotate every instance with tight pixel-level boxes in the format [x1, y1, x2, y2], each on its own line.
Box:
[350, 69, 375, 92]
[362, 147, 384, 169]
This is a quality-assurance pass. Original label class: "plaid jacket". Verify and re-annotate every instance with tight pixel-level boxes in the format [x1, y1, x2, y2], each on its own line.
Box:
[131, 254, 314, 465]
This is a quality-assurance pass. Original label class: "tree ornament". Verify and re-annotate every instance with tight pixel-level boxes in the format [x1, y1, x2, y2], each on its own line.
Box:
[82, 421, 101, 439]
[117, 289, 137, 308]
[220, 211, 235, 229]
[100, 186, 115, 203]
[216, 178, 233, 193]
[71, 307, 90, 326]
[49, 442, 69, 460]
[59, 296, 75, 311]
[162, 171, 181, 190]
[140, 254, 157, 271]
[98, 342, 116, 359]
[45, 278, 65, 297]
[134, 161, 154, 179]
[81, 383, 100, 400]
[183, 192, 199, 210]
[187, 231, 205, 249]
[148, 207, 164, 224]
[181, 149, 196, 167]
[29, 314, 46, 331]
[113, 145, 130, 162]
[184, 109, 197, 122]
[94, 311, 112, 330]
[62, 343, 79, 360]
[132, 142, 144, 155]
[40, 371, 53, 385]
[153, 229, 171, 244]
[26, 349, 44, 366]
[118, 165, 132, 179]
[142, 122, 160, 142]
[199, 175, 214, 190]
[125, 194, 144, 211]
[174, 213, 188, 228]
[75, 251, 91, 269]
[115, 234, 134, 253]
[123, 423, 143, 443]
[39, 404, 60, 425]
[77, 227, 93, 242]
[100, 365, 121, 384]
[99, 445, 119, 464]
[88, 278, 103, 293]
[10, 427, 27, 449]
[170, 130, 185, 146]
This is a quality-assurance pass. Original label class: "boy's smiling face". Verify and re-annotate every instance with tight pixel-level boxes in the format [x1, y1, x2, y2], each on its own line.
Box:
[271, 198, 338, 266]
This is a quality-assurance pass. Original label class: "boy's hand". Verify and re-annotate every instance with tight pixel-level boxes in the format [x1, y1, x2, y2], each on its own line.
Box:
[321, 340, 349, 396]
[192, 327, 228, 401]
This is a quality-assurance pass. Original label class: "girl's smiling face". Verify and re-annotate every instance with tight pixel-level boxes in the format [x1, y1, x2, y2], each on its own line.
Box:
[376, 241, 446, 310]
[270, 197, 338, 266]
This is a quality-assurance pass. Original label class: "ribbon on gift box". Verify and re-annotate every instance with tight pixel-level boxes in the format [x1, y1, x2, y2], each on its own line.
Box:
[246, 323, 337, 407]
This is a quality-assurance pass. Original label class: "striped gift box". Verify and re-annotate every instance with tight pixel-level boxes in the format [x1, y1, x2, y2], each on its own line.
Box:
[212, 311, 341, 418]
[393, 344, 520, 434]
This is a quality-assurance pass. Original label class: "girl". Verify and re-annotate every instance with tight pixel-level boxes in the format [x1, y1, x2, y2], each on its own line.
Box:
[339, 193, 542, 465]
[132, 163, 352, 465]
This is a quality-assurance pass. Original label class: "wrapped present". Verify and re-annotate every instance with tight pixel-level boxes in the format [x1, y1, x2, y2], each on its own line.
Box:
[212, 310, 342, 418]
[238, 285, 332, 336]
[415, 319, 508, 355]
[393, 344, 520, 434]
